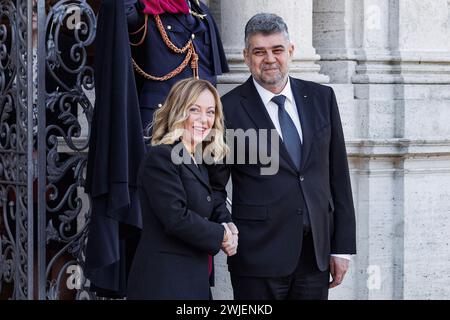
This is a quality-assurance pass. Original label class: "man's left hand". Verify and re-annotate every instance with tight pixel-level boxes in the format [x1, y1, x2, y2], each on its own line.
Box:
[329, 256, 349, 288]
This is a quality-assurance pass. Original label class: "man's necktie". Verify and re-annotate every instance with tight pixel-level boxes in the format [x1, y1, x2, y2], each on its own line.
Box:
[271, 95, 310, 232]
[271, 95, 302, 170]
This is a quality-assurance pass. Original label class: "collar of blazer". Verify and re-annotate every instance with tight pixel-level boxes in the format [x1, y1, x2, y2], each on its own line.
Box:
[238, 76, 318, 174]
[171, 141, 212, 192]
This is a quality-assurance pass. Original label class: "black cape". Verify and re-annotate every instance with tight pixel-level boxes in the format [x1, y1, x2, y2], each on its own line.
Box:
[84, 0, 145, 297]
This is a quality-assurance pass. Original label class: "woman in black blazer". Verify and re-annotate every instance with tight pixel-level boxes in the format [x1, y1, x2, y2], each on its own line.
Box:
[127, 79, 237, 300]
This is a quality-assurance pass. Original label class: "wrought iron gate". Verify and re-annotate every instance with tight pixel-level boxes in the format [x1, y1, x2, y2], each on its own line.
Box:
[0, 0, 97, 300]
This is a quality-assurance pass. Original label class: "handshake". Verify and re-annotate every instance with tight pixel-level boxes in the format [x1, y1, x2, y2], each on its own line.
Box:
[221, 222, 238, 256]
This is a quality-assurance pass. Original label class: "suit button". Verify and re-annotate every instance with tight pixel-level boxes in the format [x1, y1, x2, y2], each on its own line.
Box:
[167, 25, 172, 30]
[206, 196, 211, 202]
[191, 33, 195, 40]
[157, 103, 162, 108]
[297, 208, 303, 215]
[299, 175, 305, 182]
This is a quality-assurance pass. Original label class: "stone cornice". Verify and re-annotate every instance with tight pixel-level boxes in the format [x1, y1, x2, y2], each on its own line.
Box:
[317, 51, 450, 83]
[347, 139, 450, 157]
[317, 51, 450, 63]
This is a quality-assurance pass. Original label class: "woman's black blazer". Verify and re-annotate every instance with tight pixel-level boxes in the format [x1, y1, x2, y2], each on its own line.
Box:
[127, 143, 230, 299]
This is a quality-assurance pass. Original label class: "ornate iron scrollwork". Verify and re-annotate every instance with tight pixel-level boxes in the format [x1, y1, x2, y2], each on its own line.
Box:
[0, 0, 97, 300]
[42, 0, 95, 300]
[0, 0, 32, 300]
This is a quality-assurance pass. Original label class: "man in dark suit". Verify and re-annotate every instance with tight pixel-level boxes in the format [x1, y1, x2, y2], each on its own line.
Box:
[208, 13, 357, 300]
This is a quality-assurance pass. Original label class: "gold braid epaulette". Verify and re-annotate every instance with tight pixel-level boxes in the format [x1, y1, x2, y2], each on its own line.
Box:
[130, 14, 199, 81]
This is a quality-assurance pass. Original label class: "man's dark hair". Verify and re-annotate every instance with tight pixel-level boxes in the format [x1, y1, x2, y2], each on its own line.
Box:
[244, 13, 290, 48]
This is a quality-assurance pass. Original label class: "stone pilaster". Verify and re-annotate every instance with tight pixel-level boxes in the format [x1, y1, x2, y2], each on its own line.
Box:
[314, 0, 450, 300]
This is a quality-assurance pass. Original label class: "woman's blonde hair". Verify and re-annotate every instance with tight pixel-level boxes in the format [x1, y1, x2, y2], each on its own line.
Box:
[150, 78, 229, 162]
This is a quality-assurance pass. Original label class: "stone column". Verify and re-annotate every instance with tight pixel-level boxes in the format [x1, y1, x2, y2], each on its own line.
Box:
[210, 0, 329, 87]
[314, 0, 450, 299]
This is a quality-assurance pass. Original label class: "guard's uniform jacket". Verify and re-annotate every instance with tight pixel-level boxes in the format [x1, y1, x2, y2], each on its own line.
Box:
[125, 0, 229, 128]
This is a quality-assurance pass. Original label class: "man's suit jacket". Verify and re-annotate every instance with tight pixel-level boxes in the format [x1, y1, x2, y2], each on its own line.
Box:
[127, 143, 231, 299]
[125, 0, 229, 127]
[208, 77, 356, 277]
